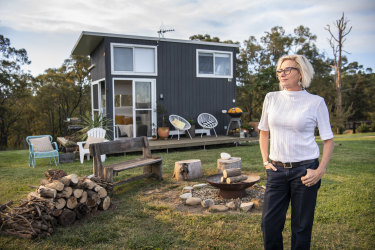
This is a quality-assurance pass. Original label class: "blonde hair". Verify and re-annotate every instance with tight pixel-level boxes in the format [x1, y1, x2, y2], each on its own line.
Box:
[276, 54, 315, 89]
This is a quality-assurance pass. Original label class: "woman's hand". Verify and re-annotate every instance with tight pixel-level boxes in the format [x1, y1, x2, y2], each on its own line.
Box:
[301, 168, 325, 187]
[265, 162, 277, 171]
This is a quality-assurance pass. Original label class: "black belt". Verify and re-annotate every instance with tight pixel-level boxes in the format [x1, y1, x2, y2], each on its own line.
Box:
[271, 159, 317, 168]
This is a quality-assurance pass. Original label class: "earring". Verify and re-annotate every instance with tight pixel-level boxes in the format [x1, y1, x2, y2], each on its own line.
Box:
[298, 81, 302, 86]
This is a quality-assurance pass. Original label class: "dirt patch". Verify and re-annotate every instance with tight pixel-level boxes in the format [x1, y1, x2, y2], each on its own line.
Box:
[142, 184, 265, 214]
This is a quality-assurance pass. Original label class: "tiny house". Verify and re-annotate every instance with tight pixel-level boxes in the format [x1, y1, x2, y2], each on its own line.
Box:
[71, 31, 239, 139]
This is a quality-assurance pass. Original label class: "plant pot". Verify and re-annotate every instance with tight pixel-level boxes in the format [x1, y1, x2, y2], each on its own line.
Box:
[158, 127, 170, 140]
[187, 125, 195, 137]
[152, 136, 157, 141]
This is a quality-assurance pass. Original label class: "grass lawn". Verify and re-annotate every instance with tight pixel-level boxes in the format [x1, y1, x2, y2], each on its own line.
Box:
[0, 133, 374, 249]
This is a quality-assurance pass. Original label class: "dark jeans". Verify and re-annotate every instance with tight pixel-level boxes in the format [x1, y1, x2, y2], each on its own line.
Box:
[261, 159, 320, 250]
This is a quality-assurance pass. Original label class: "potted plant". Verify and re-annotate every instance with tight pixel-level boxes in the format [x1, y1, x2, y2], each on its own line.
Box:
[152, 123, 157, 140]
[187, 118, 196, 137]
[157, 105, 169, 140]
[79, 113, 112, 140]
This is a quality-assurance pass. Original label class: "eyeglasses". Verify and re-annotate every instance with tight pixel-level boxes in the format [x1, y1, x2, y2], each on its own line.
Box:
[276, 67, 299, 75]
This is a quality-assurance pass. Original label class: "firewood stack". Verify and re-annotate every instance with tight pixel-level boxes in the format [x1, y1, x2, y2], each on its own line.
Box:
[0, 170, 113, 239]
[220, 168, 248, 184]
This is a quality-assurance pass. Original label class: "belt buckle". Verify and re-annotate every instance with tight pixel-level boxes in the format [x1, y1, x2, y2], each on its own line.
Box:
[283, 162, 293, 168]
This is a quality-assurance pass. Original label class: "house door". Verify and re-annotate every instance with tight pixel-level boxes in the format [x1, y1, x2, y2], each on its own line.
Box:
[133, 80, 156, 138]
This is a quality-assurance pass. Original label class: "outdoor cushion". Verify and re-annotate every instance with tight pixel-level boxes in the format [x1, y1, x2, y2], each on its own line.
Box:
[172, 118, 186, 130]
[118, 124, 133, 137]
[124, 116, 133, 125]
[29, 136, 54, 152]
[84, 136, 105, 149]
[115, 115, 126, 125]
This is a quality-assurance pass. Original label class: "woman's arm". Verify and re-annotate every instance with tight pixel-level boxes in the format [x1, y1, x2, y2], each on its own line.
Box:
[301, 138, 334, 186]
[259, 130, 277, 171]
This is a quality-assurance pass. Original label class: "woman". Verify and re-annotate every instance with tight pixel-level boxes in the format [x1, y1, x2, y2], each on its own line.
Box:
[258, 54, 334, 250]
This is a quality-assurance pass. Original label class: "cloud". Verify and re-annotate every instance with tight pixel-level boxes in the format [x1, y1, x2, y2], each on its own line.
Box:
[0, 0, 374, 75]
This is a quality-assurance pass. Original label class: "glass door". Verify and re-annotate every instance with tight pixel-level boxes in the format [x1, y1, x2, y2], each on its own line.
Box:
[92, 80, 106, 117]
[133, 80, 156, 138]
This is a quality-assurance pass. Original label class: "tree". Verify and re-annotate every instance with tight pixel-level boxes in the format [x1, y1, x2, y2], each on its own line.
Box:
[325, 13, 352, 129]
[0, 35, 33, 150]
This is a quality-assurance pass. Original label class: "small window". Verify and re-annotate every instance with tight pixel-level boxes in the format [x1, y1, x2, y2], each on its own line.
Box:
[111, 43, 157, 75]
[197, 49, 232, 78]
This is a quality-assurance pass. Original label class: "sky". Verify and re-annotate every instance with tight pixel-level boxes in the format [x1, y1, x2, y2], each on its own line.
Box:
[0, 0, 374, 76]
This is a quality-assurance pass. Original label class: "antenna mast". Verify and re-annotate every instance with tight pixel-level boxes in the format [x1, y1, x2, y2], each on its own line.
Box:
[157, 28, 175, 38]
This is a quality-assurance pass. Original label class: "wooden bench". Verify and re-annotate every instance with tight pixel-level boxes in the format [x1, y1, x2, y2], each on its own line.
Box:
[90, 136, 162, 186]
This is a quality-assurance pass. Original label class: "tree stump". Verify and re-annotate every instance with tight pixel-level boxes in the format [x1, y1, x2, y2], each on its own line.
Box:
[217, 157, 241, 173]
[173, 159, 202, 181]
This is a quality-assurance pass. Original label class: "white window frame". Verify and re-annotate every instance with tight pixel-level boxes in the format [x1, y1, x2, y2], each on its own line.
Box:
[111, 43, 157, 76]
[196, 49, 233, 78]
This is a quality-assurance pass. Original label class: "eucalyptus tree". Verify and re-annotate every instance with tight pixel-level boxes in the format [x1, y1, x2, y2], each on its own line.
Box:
[0, 35, 33, 150]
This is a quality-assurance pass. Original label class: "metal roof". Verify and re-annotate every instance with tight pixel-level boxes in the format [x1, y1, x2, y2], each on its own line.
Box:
[71, 31, 240, 56]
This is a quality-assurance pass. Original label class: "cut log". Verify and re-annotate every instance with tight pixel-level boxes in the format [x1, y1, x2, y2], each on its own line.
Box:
[86, 198, 97, 208]
[52, 209, 63, 217]
[223, 168, 242, 178]
[94, 186, 107, 198]
[173, 159, 202, 181]
[45, 180, 64, 192]
[61, 187, 73, 198]
[60, 174, 78, 186]
[73, 188, 84, 198]
[226, 175, 248, 184]
[38, 186, 57, 199]
[217, 157, 241, 173]
[58, 209, 76, 226]
[79, 191, 87, 203]
[66, 196, 78, 209]
[40, 179, 50, 186]
[99, 196, 111, 210]
[83, 179, 95, 190]
[44, 169, 67, 180]
[221, 176, 226, 183]
[27, 191, 41, 200]
[87, 190, 101, 205]
[55, 198, 66, 210]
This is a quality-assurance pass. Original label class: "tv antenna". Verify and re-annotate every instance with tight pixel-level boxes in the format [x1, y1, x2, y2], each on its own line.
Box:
[157, 26, 175, 38]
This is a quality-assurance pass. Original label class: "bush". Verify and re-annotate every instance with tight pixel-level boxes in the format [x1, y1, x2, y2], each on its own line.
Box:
[357, 123, 370, 133]
[371, 122, 375, 132]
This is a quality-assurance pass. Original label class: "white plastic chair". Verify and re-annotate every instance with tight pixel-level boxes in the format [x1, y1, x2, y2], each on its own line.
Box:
[169, 115, 192, 140]
[77, 128, 107, 164]
[197, 113, 218, 137]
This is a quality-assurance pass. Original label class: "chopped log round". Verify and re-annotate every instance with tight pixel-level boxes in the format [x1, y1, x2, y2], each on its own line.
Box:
[27, 191, 41, 200]
[86, 197, 97, 208]
[217, 157, 242, 173]
[83, 179, 95, 190]
[73, 188, 84, 198]
[61, 187, 73, 198]
[40, 179, 50, 186]
[45, 180, 64, 192]
[38, 187, 57, 199]
[99, 196, 111, 210]
[79, 191, 88, 203]
[226, 175, 248, 184]
[94, 186, 107, 198]
[66, 196, 78, 209]
[61, 174, 79, 186]
[52, 209, 63, 217]
[58, 209, 76, 227]
[223, 168, 242, 178]
[55, 198, 66, 210]
[220, 176, 226, 183]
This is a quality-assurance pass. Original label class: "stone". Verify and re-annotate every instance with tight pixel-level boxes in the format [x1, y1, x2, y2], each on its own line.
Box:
[201, 199, 214, 208]
[182, 186, 193, 193]
[261, 185, 266, 190]
[226, 201, 236, 210]
[209, 205, 229, 212]
[220, 152, 231, 160]
[240, 202, 254, 212]
[193, 183, 207, 189]
[250, 198, 260, 209]
[186, 197, 202, 206]
[180, 193, 192, 201]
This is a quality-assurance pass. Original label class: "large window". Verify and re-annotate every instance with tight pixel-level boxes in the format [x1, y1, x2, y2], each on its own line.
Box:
[196, 49, 232, 78]
[111, 43, 157, 75]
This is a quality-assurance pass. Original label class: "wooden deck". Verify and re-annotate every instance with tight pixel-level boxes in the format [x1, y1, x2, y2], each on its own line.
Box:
[148, 135, 258, 152]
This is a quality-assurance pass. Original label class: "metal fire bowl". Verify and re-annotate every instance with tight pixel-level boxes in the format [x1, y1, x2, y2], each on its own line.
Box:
[206, 174, 261, 199]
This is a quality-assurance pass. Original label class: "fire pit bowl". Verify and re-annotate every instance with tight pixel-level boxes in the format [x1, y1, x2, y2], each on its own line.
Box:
[206, 174, 260, 199]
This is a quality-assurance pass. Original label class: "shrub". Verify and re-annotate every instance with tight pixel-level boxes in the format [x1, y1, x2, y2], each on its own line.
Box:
[357, 123, 370, 133]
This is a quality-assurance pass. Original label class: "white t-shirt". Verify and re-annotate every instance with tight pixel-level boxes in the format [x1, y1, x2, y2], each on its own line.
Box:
[258, 90, 333, 163]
